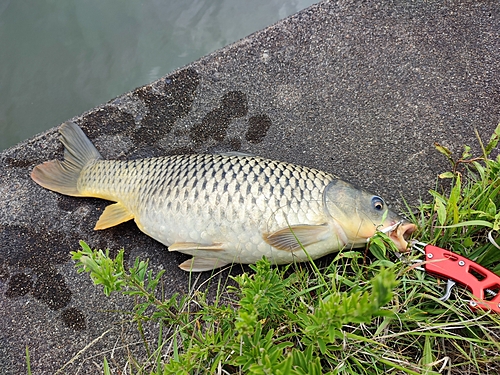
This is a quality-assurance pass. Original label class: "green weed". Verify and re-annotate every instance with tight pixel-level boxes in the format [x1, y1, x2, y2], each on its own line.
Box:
[412, 123, 500, 270]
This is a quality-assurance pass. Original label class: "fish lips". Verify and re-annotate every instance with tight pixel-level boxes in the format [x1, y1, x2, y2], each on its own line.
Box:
[387, 221, 417, 251]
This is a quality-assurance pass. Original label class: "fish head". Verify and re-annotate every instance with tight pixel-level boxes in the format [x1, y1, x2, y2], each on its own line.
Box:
[323, 180, 416, 251]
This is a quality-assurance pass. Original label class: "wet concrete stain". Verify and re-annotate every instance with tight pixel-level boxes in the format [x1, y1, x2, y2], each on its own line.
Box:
[0, 225, 85, 330]
[190, 91, 248, 145]
[163, 146, 196, 156]
[133, 68, 200, 145]
[89, 220, 144, 262]
[56, 197, 139, 262]
[1, 227, 71, 268]
[57, 193, 108, 215]
[5, 273, 32, 298]
[80, 106, 136, 138]
[60, 307, 86, 331]
[32, 272, 72, 310]
[246, 115, 272, 144]
[58, 68, 202, 160]
[4, 156, 38, 169]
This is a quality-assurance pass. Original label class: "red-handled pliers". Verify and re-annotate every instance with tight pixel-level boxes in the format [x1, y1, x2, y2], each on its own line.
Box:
[411, 242, 500, 313]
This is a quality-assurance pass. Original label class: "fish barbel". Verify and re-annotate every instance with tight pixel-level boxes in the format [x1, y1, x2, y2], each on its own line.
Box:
[31, 122, 416, 271]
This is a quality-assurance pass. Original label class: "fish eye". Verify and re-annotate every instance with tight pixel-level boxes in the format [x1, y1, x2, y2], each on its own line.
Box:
[371, 196, 385, 211]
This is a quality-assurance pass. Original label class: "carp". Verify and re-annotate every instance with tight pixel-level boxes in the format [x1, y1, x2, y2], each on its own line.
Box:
[31, 122, 416, 271]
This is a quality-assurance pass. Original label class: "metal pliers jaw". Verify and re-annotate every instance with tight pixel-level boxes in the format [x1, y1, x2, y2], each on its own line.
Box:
[410, 241, 500, 314]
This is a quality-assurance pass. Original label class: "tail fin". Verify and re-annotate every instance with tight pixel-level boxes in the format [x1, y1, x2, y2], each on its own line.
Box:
[31, 122, 102, 197]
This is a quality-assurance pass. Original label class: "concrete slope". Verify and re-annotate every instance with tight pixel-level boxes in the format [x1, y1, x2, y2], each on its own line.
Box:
[1, 1, 499, 373]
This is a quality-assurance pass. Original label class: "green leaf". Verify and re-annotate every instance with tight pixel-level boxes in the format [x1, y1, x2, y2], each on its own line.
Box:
[420, 336, 441, 375]
[437, 220, 493, 229]
[494, 212, 500, 232]
[438, 171, 455, 179]
[435, 199, 447, 226]
[103, 357, 111, 375]
[25, 346, 31, 375]
[448, 173, 461, 224]
[369, 236, 387, 260]
[461, 144, 472, 160]
[317, 337, 327, 354]
[462, 237, 474, 247]
[486, 199, 497, 217]
[485, 122, 500, 156]
[434, 142, 452, 158]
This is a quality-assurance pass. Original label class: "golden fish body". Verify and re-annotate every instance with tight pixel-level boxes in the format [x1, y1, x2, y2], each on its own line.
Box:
[31, 122, 415, 271]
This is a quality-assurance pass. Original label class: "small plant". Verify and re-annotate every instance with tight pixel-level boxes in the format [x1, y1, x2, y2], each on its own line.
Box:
[66, 124, 500, 374]
[71, 246, 404, 374]
[411, 123, 500, 271]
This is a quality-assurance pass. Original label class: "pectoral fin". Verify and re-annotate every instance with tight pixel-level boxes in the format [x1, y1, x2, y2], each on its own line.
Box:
[263, 224, 330, 252]
[94, 202, 134, 230]
[179, 257, 229, 272]
[169, 242, 224, 252]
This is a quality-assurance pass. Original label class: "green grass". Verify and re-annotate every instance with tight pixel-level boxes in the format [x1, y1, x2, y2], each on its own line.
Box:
[67, 124, 500, 374]
[26, 345, 31, 375]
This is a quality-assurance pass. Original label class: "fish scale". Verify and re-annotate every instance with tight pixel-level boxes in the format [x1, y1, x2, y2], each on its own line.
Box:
[31, 121, 416, 271]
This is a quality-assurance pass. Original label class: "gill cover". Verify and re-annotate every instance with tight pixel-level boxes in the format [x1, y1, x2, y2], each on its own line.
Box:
[322, 180, 395, 244]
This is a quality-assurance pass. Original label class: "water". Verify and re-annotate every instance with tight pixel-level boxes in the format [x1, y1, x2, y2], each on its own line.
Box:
[0, 0, 318, 151]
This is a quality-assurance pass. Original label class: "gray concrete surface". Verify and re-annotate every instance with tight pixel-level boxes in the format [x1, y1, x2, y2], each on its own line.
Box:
[1, 0, 499, 373]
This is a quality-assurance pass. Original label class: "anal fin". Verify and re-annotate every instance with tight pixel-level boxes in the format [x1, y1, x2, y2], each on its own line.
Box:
[263, 224, 330, 252]
[94, 202, 134, 230]
[179, 257, 229, 272]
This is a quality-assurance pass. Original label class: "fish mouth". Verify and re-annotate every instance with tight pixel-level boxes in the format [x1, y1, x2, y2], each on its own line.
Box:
[387, 221, 417, 252]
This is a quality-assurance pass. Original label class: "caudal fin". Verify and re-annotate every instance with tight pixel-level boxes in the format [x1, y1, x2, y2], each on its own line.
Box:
[31, 122, 102, 197]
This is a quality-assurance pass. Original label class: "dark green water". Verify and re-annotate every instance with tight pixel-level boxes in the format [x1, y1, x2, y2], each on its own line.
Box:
[0, 0, 318, 151]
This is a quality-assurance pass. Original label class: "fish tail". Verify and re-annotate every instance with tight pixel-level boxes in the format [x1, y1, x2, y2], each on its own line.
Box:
[31, 121, 102, 197]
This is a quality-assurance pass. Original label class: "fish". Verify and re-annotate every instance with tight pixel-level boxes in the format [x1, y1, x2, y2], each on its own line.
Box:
[31, 122, 416, 272]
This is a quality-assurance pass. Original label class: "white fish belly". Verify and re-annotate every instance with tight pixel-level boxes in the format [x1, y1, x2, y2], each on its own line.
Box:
[134, 189, 328, 264]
